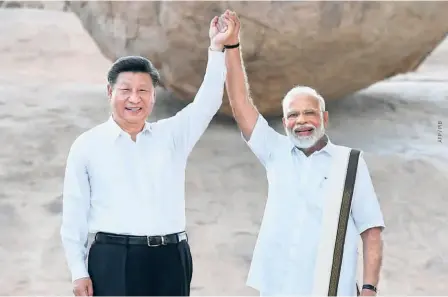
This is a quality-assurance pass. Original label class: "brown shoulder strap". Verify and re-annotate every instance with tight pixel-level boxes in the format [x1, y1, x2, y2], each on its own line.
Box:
[327, 149, 361, 296]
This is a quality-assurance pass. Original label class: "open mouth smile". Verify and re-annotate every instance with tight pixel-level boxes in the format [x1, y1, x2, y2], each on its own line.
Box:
[294, 127, 314, 136]
[125, 107, 142, 112]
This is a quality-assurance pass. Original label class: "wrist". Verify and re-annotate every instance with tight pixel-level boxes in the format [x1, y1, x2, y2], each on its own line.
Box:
[362, 284, 377, 293]
[209, 43, 224, 52]
[225, 39, 240, 47]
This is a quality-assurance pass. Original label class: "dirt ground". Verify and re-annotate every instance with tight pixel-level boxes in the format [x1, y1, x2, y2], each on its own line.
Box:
[0, 8, 447, 296]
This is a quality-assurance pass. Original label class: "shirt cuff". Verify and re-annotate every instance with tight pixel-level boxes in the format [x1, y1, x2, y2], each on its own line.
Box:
[205, 48, 226, 81]
[71, 261, 89, 282]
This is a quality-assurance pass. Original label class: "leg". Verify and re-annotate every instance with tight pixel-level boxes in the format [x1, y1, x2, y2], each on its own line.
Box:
[88, 241, 156, 296]
[154, 240, 193, 296]
[87, 242, 127, 296]
[124, 245, 157, 296]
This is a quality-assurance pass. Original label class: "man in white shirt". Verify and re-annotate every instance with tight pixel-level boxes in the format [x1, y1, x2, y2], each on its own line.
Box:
[223, 11, 385, 296]
[60, 12, 236, 296]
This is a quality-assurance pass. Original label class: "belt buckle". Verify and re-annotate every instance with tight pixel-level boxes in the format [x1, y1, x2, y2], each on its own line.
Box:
[147, 235, 166, 247]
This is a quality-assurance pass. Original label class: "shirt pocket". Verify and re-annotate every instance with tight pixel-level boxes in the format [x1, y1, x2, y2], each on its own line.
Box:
[304, 175, 329, 215]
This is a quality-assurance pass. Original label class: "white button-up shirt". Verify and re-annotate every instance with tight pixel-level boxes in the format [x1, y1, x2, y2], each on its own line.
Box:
[60, 49, 226, 282]
[245, 115, 385, 296]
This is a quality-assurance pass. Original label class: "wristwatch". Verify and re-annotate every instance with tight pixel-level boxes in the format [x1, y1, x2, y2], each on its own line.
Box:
[362, 284, 377, 293]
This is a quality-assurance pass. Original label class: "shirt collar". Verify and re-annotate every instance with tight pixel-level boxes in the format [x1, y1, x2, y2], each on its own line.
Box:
[290, 134, 336, 156]
[106, 115, 152, 140]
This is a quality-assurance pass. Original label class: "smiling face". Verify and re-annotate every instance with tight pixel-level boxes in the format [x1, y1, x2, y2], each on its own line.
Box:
[282, 93, 329, 149]
[106, 56, 160, 131]
[108, 71, 155, 126]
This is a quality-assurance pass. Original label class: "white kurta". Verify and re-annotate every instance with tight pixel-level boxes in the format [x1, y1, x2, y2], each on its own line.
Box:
[244, 115, 385, 296]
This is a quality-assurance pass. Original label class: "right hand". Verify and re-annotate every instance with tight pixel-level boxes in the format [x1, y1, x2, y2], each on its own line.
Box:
[209, 11, 236, 51]
[220, 10, 241, 46]
[72, 277, 93, 296]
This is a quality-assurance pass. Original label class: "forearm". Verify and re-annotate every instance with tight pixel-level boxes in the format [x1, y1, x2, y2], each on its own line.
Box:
[61, 145, 92, 282]
[60, 189, 91, 281]
[61, 231, 90, 282]
[170, 48, 226, 154]
[225, 47, 258, 138]
[225, 47, 250, 107]
[190, 48, 226, 115]
[361, 227, 383, 286]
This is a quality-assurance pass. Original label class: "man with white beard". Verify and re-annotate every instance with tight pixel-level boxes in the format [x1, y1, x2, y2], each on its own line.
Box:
[222, 11, 385, 297]
[282, 87, 327, 151]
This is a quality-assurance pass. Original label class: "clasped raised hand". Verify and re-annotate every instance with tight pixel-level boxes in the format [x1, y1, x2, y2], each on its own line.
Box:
[209, 10, 240, 51]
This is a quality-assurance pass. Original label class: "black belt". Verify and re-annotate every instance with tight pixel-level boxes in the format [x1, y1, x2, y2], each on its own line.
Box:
[94, 231, 188, 247]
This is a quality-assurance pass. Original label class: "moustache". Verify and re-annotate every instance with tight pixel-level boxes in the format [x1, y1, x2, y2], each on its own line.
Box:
[292, 124, 316, 133]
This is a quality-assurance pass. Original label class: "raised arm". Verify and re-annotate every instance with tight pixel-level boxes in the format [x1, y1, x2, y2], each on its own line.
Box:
[167, 14, 238, 156]
[223, 11, 282, 165]
[222, 12, 259, 140]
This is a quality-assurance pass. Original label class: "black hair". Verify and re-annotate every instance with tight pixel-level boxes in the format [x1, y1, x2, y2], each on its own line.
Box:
[107, 56, 160, 87]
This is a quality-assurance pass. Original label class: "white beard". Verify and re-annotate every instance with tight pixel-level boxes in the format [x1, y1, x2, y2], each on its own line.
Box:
[285, 118, 326, 149]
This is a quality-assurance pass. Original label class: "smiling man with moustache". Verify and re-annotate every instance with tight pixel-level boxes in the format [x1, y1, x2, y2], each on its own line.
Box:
[223, 11, 385, 297]
[60, 12, 236, 296]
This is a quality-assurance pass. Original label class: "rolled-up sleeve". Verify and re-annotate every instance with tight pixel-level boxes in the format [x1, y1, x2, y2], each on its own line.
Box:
[60, 134, 91, 282]
[351, 153, 386, 234]
[169, 48, 226, 156]
[243, 114, 282, 166]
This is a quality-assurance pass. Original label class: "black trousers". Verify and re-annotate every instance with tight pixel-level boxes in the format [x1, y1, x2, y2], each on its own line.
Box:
[87, 234, 193, 296]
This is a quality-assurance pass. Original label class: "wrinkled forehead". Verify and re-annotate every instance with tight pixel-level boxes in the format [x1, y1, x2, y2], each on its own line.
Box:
[285, 94, 321, 111]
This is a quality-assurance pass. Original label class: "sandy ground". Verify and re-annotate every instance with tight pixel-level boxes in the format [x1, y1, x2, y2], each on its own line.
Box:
[0, 8, 447, 296]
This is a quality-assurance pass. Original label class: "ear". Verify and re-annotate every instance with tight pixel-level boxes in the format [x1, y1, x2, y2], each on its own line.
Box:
[323, 111, 329, 127]
[282, 116, 287, 128]
[107, 84, 113, 99]
[151, 89, 156, 105]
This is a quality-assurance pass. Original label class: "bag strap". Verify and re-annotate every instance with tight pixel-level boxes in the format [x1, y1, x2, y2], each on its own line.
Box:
[327, 149, 361, 296]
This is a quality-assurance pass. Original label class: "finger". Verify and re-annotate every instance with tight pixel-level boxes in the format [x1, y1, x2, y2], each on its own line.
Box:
[74, 287, 88, 297]
[217, 17, 227, 32]
[231, 13, 241, 30]
[222, 15, 234, 24]
[73, 288, 80, 296]
[82, 288, 89, 297]
[210, 15, 219, 27]
[229, 11, 239, 22]
[229, 11, 239, 23]
[223, 16, 236, 29]
[87, 283, 94, 296]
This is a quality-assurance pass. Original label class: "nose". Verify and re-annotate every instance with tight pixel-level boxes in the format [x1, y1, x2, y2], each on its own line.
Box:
[128, 91, 141, 103]
[295, 113, 307, 125]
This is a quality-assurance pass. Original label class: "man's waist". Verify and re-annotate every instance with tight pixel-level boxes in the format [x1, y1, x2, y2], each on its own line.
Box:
[88, 215, 186, 237]
[93, 231, 188, 247]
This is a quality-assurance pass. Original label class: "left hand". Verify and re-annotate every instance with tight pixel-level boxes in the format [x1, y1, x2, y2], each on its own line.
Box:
[209, 9, 237, 51]
[361, 289, 376, 296]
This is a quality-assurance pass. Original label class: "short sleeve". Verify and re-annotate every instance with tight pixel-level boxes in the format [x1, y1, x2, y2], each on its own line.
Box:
[351, 153, 386, 234]
[243, 114, 282, 166]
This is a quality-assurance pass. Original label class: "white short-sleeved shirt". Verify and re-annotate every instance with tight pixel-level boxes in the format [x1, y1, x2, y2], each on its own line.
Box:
[245, 115, 385, 296]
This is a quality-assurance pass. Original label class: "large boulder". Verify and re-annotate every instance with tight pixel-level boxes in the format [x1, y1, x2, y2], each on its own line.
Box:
[68, 1, 448, 116]
[0, 0, 68, 10]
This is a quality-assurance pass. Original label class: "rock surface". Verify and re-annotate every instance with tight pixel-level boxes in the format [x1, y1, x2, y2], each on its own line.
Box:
[68, 1, 448, 116]
[0, 8, 447, 296]
[0, 0, 68, 10]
